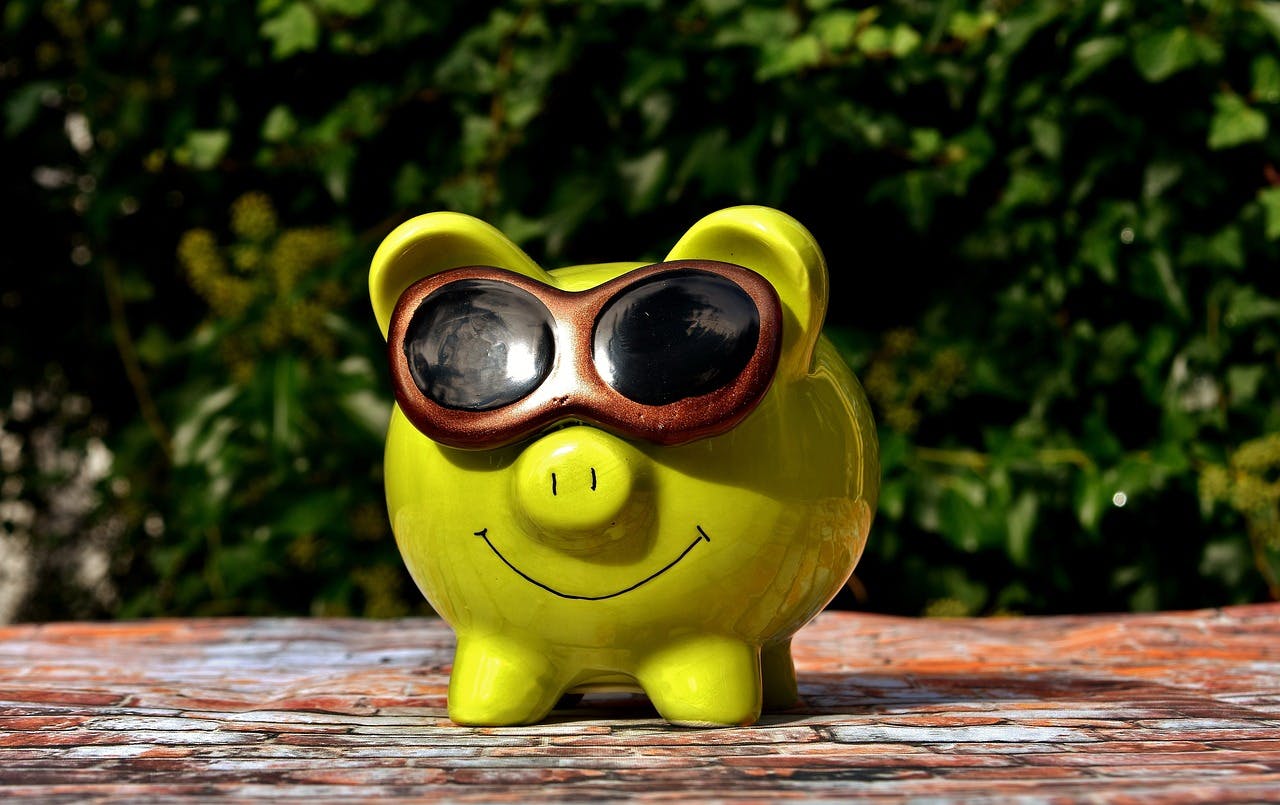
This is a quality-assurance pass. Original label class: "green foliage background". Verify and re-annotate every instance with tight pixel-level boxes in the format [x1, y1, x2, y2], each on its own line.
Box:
[3, 0, 1279, 621]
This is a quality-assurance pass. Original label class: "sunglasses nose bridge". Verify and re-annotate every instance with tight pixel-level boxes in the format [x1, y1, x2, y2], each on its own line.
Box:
[511, 426, 648, 549]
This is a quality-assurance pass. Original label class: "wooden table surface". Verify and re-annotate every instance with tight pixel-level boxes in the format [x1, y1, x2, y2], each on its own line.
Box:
[2, 604, 1279, 802]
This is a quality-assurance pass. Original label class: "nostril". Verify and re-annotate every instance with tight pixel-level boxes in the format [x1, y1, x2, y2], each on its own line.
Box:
[547, 467, 601, 497]
[512, 426, 644, 542]
[545, 465, 599, 496]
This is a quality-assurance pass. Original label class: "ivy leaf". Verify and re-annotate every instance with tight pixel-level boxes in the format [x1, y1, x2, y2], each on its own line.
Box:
[1006, 492, 1038, 567]
[811, 10, 861, 51]
[757, 34, 822, 79]
[854, 22, 922, 58]
[392, 163, 428, 208]
[908, 128, 942, 161]
[1227, 365, 1266, 404]
[179, 129, 231, 170]
[1143, 161, 1183, 201]
[890, 24, 921, 57]
[261, 105, 298, 143]
[879, 477, 907, 521]
[460, 115, 496, 169]
[1148, 249, 1189, 319]
[1066, 36, 1125, 87]
[1254, 55, 1280, 104]
[1259, 186, 1280, 241]
[4, 81, 56, 137]
[854, 25, 889, 54]
[1133, 27, 1199, 83]
[260, 2, 320, 60]
[1027, 115, 1062, 160]
[1075, 469, 1105, 533]
[271, 354, 300, 456]
[172, 386, 239, 467]
[936, 479, 986, 553]
[948, 10, 998, 42]
[1179, 226, 1243, 270]
[1225, 286, 1280, 329]
[618, 148, 668, 213]
[1208, 93, 1268, 150]
[319, 144, 355, 202]
[1257, 2, 1280, 45]
[1001, 168, 1055, 209]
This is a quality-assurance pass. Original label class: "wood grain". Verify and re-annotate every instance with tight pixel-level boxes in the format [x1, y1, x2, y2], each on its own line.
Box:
[2, 605, 1279, 801]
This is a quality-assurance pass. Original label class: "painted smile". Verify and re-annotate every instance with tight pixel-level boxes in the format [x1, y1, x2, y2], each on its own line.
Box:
[473, 526, 711, 601]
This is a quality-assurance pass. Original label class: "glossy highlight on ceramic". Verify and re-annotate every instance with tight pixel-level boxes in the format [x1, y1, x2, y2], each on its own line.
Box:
[370, 206, 879, 727]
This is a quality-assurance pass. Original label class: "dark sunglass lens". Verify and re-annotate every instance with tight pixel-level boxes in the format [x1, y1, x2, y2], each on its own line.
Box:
[403, 279, 554, 411]
[593, 271, 760, 406]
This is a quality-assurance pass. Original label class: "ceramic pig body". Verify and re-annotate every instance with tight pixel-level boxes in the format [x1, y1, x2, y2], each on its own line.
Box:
[371, 206, 877, 727]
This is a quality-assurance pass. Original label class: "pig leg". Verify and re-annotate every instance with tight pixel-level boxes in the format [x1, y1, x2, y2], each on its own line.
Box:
[635, 635, 761, 727]
[448, 633, 568, 726]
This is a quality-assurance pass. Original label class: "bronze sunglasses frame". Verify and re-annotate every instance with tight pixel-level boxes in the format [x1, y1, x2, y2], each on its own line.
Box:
[387, 259, 783, 450]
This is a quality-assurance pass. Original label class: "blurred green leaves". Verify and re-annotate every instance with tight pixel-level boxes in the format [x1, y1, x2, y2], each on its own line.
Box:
[1259, 187, 1280, 241]
[1200, 434, 1280, 598]
[176, 130, 230, 170]
[3, 0, 1278, 620]
[1209, 93, 1268, 151]
[260, 3, 320, 59]
[1132, 26, 1213, 83]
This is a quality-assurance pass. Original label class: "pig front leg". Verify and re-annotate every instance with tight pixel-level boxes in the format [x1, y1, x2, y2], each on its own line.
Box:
[448, 633, 569, 726]
[635, 634, 762, 727]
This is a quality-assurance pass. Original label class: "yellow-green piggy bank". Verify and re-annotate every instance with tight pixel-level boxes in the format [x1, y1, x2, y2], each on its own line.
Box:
[369, 206, 878, 727]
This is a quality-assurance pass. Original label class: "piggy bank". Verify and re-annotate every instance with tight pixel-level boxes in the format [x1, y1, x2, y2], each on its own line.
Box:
[369, 206, 877, 727]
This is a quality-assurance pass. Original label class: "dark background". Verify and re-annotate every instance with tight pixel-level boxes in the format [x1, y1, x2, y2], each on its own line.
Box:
[2, 0, 1278, 622]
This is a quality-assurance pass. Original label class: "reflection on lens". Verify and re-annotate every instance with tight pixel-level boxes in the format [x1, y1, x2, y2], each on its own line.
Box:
[404, 279, 554, 411]
[593, 271, 760, 406]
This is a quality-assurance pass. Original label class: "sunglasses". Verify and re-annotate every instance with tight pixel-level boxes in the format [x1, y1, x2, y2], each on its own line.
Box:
[386, 259, 784, 450]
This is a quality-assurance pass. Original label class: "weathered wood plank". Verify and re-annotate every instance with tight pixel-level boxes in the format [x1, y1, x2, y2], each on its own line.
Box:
[1, 605, 1278, 801]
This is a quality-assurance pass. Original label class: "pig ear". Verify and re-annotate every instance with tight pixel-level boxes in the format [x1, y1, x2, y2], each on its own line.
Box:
[666, 206, 828, 375]
[369, 212, 548, 340]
